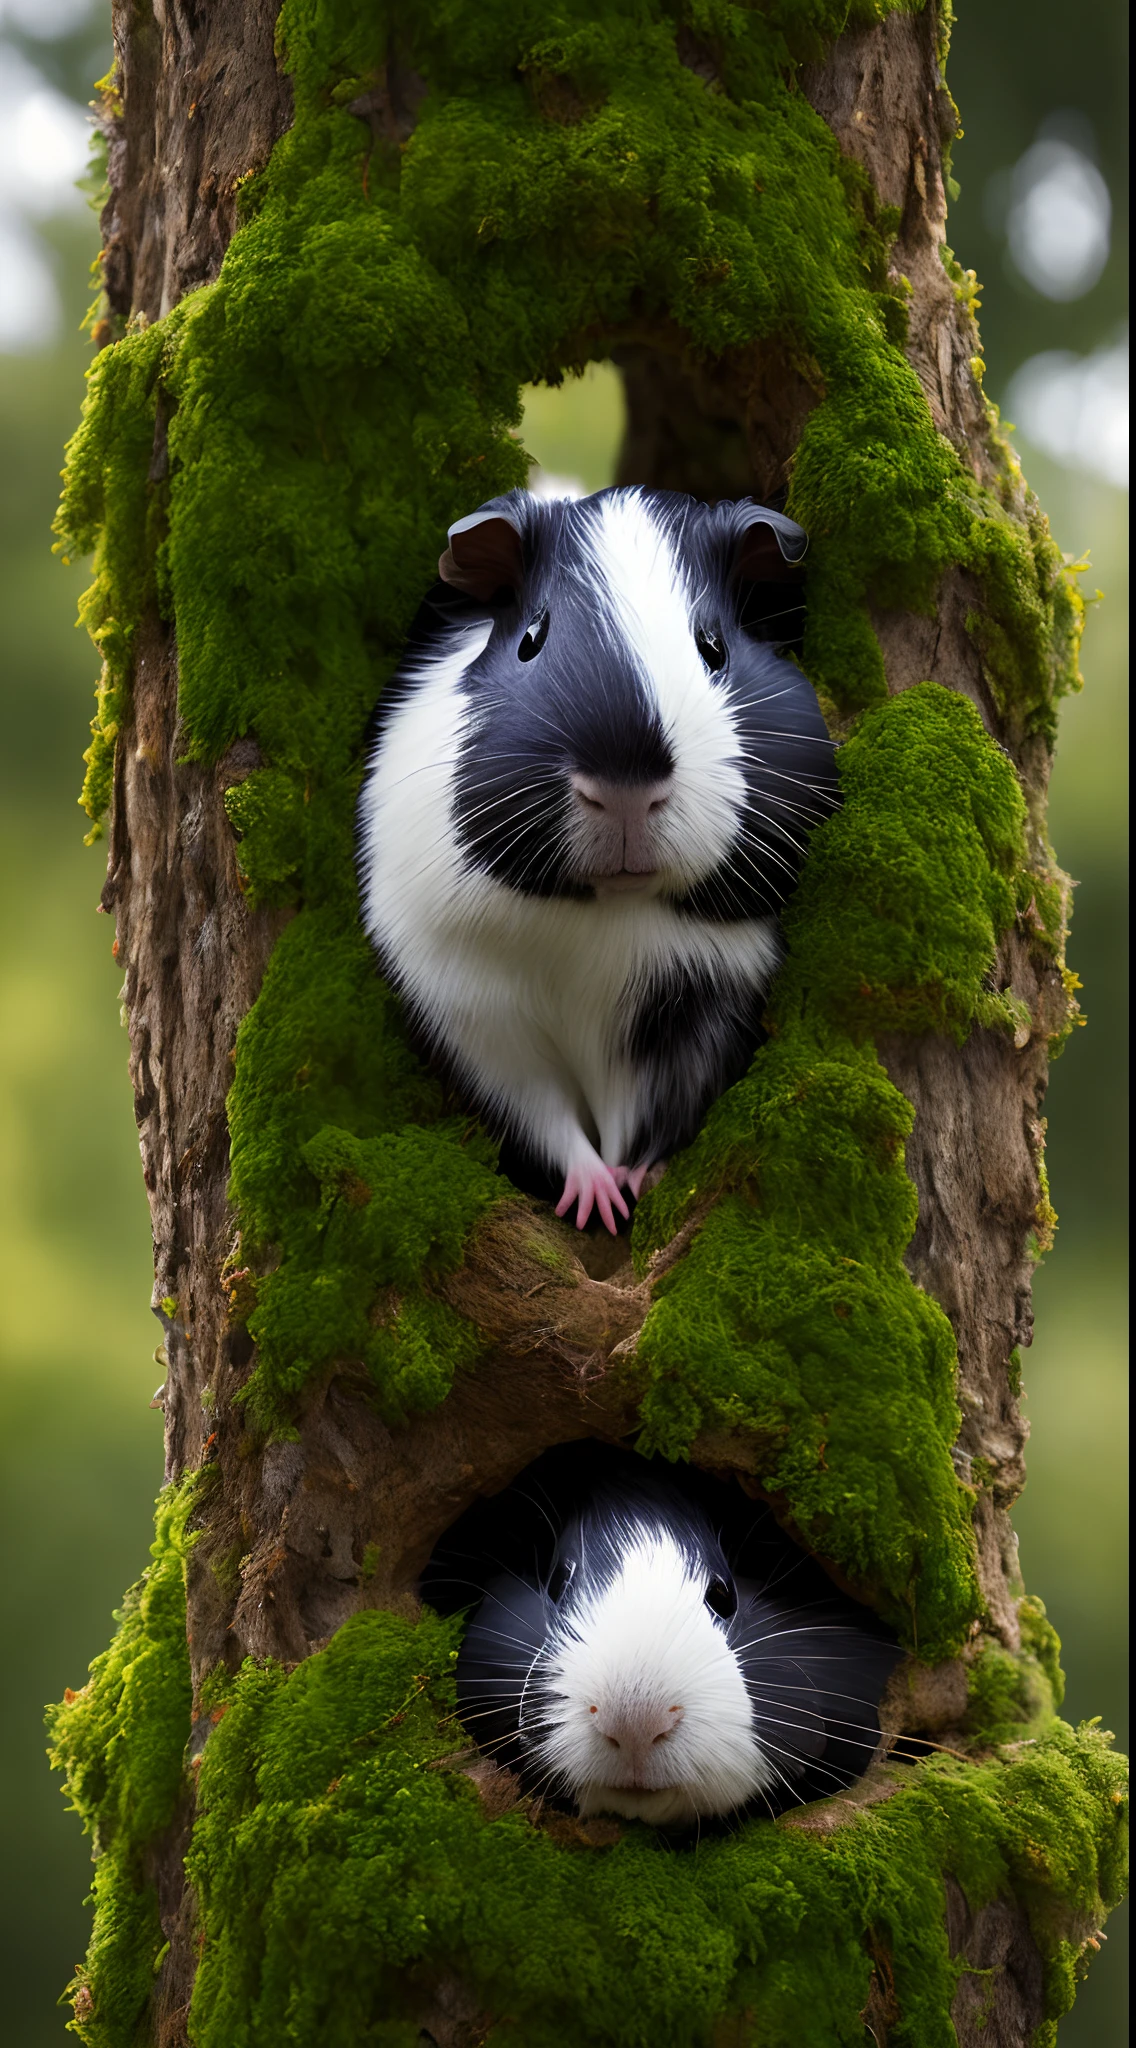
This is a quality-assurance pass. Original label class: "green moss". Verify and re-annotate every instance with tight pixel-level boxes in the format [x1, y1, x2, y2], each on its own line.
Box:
[965, 1610, 1063, 1751]
[54, 1, 1119, 2029]
[1019, 1595, 1066, 1712]
[176, 1607, 1124, 2046]
[54, 0, 1082, 1438]
[46, 1481, 197, 2046]
[224, 916, 501, 1426]
[777, 684, 1025, 1043]
[628, 685, 1030, 1657]
[53, 1504, 1121, 2047]
[53, 0, 1079, 1441]
[56, 320, 168, 835]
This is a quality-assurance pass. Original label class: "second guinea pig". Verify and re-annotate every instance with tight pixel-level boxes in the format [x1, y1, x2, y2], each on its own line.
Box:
[357, 486, 837, 1231]
[426, 1449, 902, 1827]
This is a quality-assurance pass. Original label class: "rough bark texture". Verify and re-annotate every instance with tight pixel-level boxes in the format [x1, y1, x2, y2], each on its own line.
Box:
[99, 0, 292, 331]
[803, 6, 1061, 1664]
[615, 3, 1060, 1659]
[99, 5, 1063, 2041]
[945, 1878, 1050, 2047]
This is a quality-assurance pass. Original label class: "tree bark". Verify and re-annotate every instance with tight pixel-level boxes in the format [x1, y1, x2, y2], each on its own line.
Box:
[89, 5, 1082, 2042]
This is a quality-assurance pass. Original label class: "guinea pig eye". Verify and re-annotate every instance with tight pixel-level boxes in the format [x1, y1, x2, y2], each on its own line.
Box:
[518, 608, 550, 662]
[546, 1557, 576, 1603]
[704, 1575, 737, 1621]
[695, 625, 727, 673]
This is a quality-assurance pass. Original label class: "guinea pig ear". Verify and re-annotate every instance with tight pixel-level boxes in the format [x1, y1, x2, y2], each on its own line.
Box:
[731, 503, 809, 582]
[439, 503, 526, 603]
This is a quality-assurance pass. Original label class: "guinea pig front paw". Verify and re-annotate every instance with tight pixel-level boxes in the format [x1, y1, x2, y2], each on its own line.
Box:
[617, 1161, 667, 1201]
[555, 1159, 631, 1236]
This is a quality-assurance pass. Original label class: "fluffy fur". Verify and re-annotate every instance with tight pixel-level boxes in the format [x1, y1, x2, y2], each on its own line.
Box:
[524, 1519, 770, 1825]
[437, 1452, 904, 1827]
[357, 487, 836, 1226]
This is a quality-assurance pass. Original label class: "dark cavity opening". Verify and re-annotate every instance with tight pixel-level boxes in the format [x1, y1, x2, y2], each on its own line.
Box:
[422, 1441, 910, 1827]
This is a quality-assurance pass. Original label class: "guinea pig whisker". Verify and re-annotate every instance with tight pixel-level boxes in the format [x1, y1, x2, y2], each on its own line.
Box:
[747, 1703, 887, 1750]
[726, 836, 800, 887]
[735, 601, 808, 633]
[758, 1731, 887, 1783]
[731, 839, 804, 887]
[453, 1704, 528, 1732]
[741, 777, 835, 818]
[745, 1678, 890, 1711]
[411, 793, 566, 885]
[732, 766, 836, 810]
[520, 1762, 573, 1807]
[738, 1607, 887, 1639]
[511, 1483, 565, 1550]
[464, 1627, 546, 1660]
[734, 820, 809, 868]
[454, 1703, 526, 1731]
[730, 723, 839, 747]
[452, 782, 564, 837]
[513, 823, 575, 892]
[736, 803, 810, 846]
[753, 1745, 872, 1800]
[456, 795, 567, 857]
[372, 753, 462, 791]
[729, 1621, 872, 1655]
[399, 809, 553, 892]
[749, 1748, 812, 1807]
[747, 1699, 892, 1749]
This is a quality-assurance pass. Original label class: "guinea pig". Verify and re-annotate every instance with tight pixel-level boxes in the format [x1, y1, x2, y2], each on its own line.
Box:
[425, 1449, 901, 1827]
[357, 487, 838, 1232]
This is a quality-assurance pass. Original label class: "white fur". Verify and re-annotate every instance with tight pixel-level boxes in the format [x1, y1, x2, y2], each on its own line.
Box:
[358, 495, 779, 1180]
[578, 492, 747, 890]
[522, 1527, 771, 1824]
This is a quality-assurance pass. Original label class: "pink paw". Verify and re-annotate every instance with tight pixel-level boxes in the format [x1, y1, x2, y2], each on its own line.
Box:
[556, 1160, 630, 1235]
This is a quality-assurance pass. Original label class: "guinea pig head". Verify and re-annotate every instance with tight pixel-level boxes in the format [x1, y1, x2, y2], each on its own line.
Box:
[439, 487, 834, 912]
[518, 1501, 774, 1825]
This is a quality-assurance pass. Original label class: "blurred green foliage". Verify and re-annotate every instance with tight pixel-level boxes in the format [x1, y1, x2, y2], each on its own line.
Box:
[0, 2, 1127, 2040]
[946, 0, 1128, 382]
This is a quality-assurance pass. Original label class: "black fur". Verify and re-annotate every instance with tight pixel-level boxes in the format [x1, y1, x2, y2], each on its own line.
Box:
[423, 1446, 902, 1822]
[621, 959, 766, 1164]
[363, 488, 837, 918]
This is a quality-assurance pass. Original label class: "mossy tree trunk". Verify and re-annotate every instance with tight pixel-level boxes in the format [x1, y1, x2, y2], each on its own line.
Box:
[51, 5, 1124, 2046]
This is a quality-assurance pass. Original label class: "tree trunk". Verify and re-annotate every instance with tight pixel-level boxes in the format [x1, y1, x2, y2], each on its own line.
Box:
[51, 5, 1124, 2046]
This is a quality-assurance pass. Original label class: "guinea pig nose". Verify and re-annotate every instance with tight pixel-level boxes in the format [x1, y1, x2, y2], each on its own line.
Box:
[593, 1701, 684, 1755]
[571, 774, 608, 814]
[570, 773, 674, 821]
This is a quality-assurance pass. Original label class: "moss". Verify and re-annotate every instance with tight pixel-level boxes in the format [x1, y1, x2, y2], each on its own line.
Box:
[1019, 1596, 1066, 1711]
[176, 1607, 1124, 2046]
[54, 0, 1119, 2028]
[222, 915, 501, 1426]
[55, 320, 168, 835]
[965, 1622, 1061, 1752]
[54, 0, 1082, 1438]
[53, 1508, 1121, 2047]
[628, 685, 1030, 1657]
[773, 685, 1025, 1043]
[46, 1481, 197, 2047]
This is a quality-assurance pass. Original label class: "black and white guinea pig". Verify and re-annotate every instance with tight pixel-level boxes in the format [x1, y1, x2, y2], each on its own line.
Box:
[357, 486, 837, 1232]
[424, 1450, 901, 1828]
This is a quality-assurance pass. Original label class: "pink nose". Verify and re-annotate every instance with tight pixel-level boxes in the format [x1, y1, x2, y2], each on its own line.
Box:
[570, 772, 673, 874]
[592, 1701, 684, 1769]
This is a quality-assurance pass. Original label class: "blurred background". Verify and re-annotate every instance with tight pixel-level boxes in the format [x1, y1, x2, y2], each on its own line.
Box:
[0, 2, 1126, 2038]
